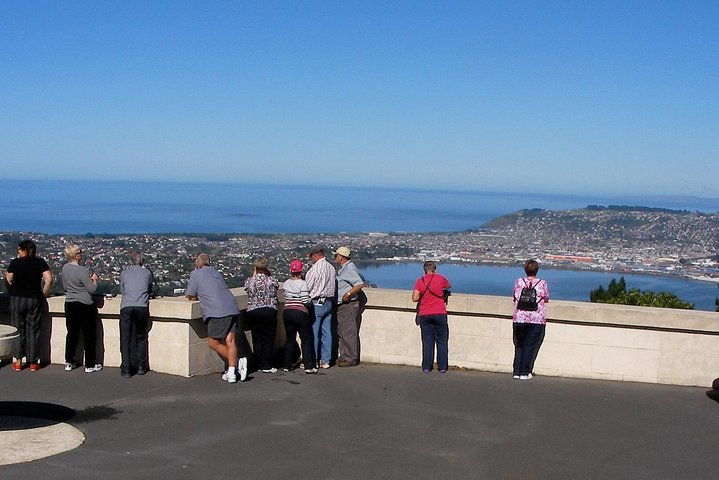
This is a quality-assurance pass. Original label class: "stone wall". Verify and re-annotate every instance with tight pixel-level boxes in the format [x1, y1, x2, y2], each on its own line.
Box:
[2, 288, 718, 386]
[363, 288, 719, 387]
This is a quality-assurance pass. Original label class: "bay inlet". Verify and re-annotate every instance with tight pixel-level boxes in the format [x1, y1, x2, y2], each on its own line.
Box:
[1, 179, 718, 311]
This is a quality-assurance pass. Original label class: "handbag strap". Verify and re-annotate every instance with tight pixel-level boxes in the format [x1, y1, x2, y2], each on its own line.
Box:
[421, 275, 444, 299]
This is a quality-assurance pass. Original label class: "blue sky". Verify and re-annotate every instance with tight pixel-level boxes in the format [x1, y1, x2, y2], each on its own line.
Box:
[1, 1, 717, 196]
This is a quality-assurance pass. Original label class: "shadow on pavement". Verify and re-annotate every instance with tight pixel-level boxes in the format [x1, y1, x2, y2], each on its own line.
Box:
[0, 401, 75, 431]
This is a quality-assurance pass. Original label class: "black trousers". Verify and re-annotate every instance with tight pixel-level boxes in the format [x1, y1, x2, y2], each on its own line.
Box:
[10, 296, 43, 362]
[247, 307, 277, 370]
[282, 308, 315, 370]
[119, 306, 150, 374]
[65, 301, 98, 366]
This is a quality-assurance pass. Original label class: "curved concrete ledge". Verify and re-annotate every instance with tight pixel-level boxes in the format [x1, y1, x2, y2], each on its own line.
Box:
[0, 324, 19, 358]
[0, 420, 84, 465]
[0, 401, 84, 465]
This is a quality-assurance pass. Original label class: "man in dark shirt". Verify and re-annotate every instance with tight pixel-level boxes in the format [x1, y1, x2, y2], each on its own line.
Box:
[5, 239, 52, 371]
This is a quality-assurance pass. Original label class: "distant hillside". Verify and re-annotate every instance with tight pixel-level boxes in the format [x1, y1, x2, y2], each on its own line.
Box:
[482, 205, 719, 251]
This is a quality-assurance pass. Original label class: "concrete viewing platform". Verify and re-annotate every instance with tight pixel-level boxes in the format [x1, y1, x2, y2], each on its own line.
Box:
[2, 287, 719, 477]
[1, 362, 718, 479]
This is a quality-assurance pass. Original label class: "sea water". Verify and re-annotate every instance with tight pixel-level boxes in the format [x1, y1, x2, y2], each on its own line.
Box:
[360, 263, 719, 312]
[1, 179, 718, 311]
[2, 179, 718, 234]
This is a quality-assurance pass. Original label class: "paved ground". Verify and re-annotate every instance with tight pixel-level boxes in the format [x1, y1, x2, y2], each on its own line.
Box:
[1, 362, 719, 480]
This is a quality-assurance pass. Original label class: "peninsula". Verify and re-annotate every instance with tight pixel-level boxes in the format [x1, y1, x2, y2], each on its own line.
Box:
[1, 206, 717, 296]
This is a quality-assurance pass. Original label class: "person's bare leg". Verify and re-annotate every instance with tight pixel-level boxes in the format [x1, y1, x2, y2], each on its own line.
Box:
[207, 337, 229, 362]
[225, 331, 238, 369]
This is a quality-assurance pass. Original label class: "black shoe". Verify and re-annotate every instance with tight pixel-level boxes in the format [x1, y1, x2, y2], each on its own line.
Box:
[121, 372, 132, 378]
[137, 368, 147, 375]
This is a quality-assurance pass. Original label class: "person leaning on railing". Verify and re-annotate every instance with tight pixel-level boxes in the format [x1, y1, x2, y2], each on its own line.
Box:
[411, 260, 451, 374]
[61, 244, 102, 373]
[244, 257, 279, 374]
[5, 239, 53, 372]
[118, 251, 154, 378]
[511, 259, 549, 380]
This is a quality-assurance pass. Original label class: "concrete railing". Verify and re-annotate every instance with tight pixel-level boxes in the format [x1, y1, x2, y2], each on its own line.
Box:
[364, 289, 719, 387]
[2, 288, 718, 386]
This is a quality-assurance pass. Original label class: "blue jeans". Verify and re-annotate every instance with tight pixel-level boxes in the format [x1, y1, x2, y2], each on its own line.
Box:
[418, 314, 448, 372]
[311, 300, 333, 366]
[513, 323, 546, 376]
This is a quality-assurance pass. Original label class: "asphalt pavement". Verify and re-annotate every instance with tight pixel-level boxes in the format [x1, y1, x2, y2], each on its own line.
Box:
[1, 362, 718, 479]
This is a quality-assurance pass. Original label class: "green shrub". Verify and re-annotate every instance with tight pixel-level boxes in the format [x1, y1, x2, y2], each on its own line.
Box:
[590, 276, 694, 310]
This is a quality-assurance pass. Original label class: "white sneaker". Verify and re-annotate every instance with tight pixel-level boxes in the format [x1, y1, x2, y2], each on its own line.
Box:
[84, 364, 103, 373]
[222, 372, 237, 383]
[260, 368, 278, 374]
[64, 363, 74, 372]
[513, 375, 520, 380]
[519, 373, 533, 380]
[94, 364, 103, 371]
[238, 357, 248, 382]
[305, 368, 318, 374]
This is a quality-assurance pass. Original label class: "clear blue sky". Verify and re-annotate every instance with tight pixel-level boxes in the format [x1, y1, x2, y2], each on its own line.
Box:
[1, 1, 717, 196]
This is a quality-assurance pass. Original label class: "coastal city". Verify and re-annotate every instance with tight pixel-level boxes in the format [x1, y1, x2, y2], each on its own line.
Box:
[1, 206, 717, 297]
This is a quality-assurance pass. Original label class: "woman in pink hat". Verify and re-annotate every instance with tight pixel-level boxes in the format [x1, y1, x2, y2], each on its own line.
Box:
[282, 260, 317, 373]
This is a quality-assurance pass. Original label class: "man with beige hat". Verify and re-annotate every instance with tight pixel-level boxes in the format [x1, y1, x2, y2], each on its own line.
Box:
[333, 246, 365, 367]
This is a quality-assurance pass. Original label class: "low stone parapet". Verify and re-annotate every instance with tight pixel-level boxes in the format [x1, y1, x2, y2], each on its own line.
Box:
[363, 288, 719, 387]
[44, 289, 251, 377]
[17, 287, 719, 387]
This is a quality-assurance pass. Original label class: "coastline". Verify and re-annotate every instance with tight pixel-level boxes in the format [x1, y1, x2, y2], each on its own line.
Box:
[2, 229, 717, 311]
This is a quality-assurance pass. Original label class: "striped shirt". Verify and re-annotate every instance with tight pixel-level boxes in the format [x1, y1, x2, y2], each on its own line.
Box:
[305, 256, 336, 300]
[282, 278, 311, 313]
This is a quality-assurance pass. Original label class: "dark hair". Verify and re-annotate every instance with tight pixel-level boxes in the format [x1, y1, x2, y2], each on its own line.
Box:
[423, 261, 437, 273]
[308, 245, 325, 257]
[524, 259, 539, 276]
[18, 239, 37, 257]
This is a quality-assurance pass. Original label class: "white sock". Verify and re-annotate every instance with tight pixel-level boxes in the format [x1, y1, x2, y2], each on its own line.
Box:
[227, 367, 236, 375]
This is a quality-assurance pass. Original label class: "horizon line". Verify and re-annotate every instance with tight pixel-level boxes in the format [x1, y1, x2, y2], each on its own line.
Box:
[2, 177, 719, 202]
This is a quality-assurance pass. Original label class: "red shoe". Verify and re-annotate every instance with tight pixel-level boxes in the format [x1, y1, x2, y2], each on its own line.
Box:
[12, 361, 23, 371]
[29, 362, 40, 372]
